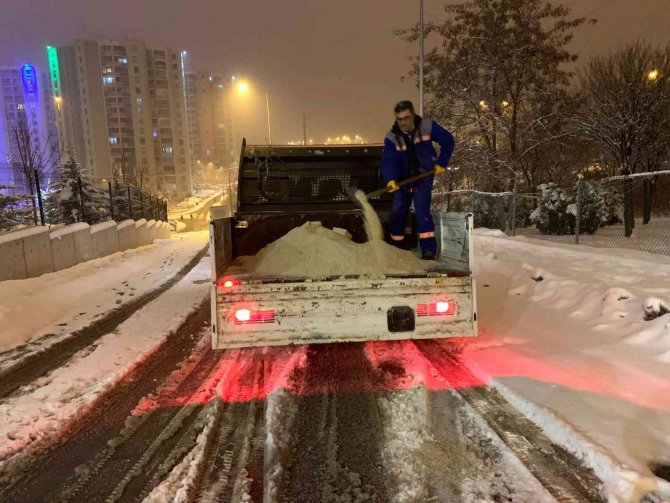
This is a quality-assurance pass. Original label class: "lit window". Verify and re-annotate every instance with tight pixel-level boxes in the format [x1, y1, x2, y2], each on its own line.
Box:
[152, 130, 159, 138]
[104, 67, 113, 74]
[17, 104, 24, 110]
[118, 57, 128, 64]
[163, 146, 173, 153]
[103, 76, 115, 85]
[136, 97, 143, 105]
[109, 137, 119, 144]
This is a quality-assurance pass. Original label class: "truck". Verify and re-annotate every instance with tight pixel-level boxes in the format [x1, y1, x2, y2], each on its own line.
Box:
[209, 140, 477, 349]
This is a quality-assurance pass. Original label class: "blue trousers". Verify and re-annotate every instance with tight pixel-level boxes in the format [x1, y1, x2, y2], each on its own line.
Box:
[388, 178, 436, 253]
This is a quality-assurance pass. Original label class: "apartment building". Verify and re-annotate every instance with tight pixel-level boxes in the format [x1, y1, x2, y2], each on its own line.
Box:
[184, 72, 235, 185]
[147, 48, 191, 197]
[0, 64, 58, 194]
[46, 38, 194, 199]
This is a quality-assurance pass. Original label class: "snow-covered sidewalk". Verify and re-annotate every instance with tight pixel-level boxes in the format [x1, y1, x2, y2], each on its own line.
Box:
[0, 252, 210, 466]
[464, 229, 670, 495]
[0, 231, 208, 357]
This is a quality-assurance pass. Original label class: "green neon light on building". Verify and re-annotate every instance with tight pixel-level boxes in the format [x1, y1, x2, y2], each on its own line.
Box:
[46, 45, 61, 99]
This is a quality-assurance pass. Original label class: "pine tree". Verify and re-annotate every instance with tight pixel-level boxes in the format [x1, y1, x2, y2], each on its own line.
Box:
[45, 157, 110, 225]
[0, 186, 21, 230]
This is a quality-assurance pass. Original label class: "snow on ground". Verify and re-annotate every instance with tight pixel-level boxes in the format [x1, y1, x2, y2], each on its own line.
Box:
[464, 229, 670, 495]
[0, 253, 210, 465]
[0, 231, 208, 357]
[169, 190, 223, 219]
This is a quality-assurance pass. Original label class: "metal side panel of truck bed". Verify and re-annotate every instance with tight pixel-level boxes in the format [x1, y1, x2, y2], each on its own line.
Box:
[210, 208, 477, 349]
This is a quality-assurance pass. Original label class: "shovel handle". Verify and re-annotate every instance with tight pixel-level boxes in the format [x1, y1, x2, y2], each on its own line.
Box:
[366, 168, 439, 199]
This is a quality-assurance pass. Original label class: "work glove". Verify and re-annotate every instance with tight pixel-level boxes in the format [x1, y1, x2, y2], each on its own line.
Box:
[386, 180, 400, 193]
[434, 165, 446, 175]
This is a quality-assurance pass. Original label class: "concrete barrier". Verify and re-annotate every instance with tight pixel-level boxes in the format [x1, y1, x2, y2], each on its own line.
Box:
[157, 221, 171, 239]
[0, 230, 28, 281]
[117, 219, 138, 251]
[23, 227, 54, 277]
[50, 223, 91, 272]
[1, 218, 171, 282]
[135, 219, 149, 247]
[147, 220, 157, 243]
[91, 221, 120, 259]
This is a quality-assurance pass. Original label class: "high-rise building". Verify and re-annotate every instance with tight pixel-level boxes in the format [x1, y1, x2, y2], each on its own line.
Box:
[184, 72, 236, 186]
[147, 48, 191, 197]
[46, 38, 194, 199]
[0, 64, 59, 194]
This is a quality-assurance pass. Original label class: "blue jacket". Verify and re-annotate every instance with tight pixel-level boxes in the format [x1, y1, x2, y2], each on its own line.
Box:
[381, 116, 455, 184]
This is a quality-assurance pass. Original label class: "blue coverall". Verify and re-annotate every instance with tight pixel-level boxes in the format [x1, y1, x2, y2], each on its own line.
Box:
[380, 116, 455, 254]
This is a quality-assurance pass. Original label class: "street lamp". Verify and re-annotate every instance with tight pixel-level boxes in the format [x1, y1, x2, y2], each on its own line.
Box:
[236, 80, 272, 145]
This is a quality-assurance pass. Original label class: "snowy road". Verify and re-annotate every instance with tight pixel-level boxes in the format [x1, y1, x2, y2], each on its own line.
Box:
[1, 313, 605, 502]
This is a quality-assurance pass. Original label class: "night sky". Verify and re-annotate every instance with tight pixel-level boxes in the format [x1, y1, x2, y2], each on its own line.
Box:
[1, 0, 668, 145]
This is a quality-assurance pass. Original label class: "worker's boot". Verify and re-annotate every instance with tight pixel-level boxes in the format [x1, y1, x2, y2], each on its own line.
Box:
[420, 237, 438, 260]
[388, 236, 407, 250]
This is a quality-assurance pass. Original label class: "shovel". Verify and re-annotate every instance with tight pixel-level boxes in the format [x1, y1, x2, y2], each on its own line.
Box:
[346, 167, 440, 205]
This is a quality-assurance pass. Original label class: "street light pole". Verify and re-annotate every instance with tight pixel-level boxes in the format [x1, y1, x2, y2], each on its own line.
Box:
[419, 0, 424, 116]
[265, 90, 272, 145]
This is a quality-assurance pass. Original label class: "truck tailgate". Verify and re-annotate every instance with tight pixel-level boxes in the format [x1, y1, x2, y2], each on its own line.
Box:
[213, 275, 476, 349]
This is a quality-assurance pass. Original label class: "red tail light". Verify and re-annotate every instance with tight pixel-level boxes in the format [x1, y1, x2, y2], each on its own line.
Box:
[233, 308, 276, 325]
[417, 300, 457, 317]
[219, 278, 241, 289]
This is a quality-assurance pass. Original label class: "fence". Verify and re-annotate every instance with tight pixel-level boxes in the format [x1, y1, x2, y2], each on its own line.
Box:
[433, 171, 670, 257]
[108, 182, 169, 223]
[0, 180, 168, 233]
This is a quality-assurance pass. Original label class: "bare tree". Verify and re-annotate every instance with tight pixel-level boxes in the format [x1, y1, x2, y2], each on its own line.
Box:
[11, 113, 59, 225]
[396, 0, 594, 192]
[574, 41, 670, 235]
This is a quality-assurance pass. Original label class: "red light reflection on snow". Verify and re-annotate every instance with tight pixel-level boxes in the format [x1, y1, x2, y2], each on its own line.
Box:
[458, 332, 670, 412]
[135, 328, 670, 415]
[135, 338, 488, 413]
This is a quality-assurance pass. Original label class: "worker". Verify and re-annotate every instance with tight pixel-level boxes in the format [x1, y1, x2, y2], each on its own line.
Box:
[381, 100, 455, 260]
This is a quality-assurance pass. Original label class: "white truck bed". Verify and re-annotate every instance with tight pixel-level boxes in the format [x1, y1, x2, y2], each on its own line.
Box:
[210, 211, 477, 349]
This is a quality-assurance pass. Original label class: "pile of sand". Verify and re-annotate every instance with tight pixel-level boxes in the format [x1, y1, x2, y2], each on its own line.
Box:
[241, 221, 430, 277]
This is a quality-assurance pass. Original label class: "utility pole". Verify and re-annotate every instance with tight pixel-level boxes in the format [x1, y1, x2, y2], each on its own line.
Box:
[303, 113, 307, 146]
[419, 0, 425, 116]
[265, 91, 272, 145]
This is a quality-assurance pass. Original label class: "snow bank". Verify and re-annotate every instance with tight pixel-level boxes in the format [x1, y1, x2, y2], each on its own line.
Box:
[241, 221, 429, 278]
[0, 252, 210, 465]
[464, 230, 670, 497]
[0, 231, 207, 354]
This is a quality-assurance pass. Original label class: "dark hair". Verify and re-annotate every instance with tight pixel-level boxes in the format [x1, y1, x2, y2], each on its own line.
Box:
[394, 100, 415, 114]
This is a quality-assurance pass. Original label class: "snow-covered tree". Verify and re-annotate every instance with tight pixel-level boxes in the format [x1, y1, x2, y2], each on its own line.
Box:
[574, 42, 670, 235]
[0, 187, 22, 230]
[574, 180, 607, 234]
[45, 156, 109, 225]
[530, 183, 572, 235]
[397, 0, 595, 192]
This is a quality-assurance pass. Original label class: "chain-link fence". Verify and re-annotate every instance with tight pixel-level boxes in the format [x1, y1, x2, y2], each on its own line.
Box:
[433, 171, 670, 256]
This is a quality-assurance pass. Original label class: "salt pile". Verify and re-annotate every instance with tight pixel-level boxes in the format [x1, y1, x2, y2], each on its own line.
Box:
[242, 221, 431, 277]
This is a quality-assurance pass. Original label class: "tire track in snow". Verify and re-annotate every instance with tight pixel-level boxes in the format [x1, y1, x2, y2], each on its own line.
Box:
[0, 245, 208, 400]
[412, 338, 606, 502]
